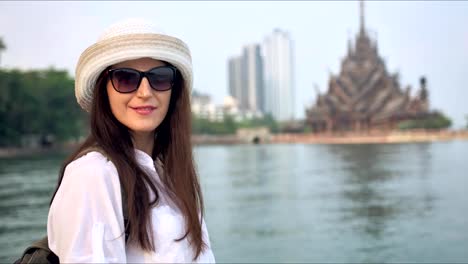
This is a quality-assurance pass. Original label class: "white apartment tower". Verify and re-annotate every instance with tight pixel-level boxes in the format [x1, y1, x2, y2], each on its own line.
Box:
[262, 28, 295, 121]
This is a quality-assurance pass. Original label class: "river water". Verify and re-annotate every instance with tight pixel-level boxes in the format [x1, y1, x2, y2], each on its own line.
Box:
[1, 141, 467, 263]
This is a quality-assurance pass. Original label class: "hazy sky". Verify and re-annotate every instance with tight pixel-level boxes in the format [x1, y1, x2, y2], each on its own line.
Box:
[1, 1, 467, 127]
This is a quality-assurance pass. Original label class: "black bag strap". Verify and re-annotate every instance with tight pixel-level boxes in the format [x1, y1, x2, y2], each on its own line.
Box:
[15, 233, 58, 264]
[29, 236, 49, 251]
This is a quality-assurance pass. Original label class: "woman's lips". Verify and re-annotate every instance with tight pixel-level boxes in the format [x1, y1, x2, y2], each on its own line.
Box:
[131, 106, 157, 115]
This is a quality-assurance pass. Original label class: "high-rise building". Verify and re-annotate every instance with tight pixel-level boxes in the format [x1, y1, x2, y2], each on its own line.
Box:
[227, 56, 245, 110]
[228, 44, 264, 115]
[242, 44, 264, 113]
[262, 28, 295, 121]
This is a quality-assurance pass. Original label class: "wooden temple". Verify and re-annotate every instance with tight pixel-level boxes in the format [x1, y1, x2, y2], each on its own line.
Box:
[306, 1, 431, 133]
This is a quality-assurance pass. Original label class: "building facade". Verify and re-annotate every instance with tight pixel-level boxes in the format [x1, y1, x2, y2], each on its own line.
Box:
[242, 44, 265, 114]
[228, 44, 265, 116]
[262, 28, 295, 121]
[228, 56, 244, 110]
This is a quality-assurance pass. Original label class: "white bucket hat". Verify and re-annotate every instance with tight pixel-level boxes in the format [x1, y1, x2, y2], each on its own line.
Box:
[75, 18, 193, 112]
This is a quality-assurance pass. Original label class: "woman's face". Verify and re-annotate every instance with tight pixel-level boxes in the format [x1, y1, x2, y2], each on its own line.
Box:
[106, 57, 172, 135]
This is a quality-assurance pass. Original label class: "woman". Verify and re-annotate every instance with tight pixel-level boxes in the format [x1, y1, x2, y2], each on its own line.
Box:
[47, 18, 215, 263]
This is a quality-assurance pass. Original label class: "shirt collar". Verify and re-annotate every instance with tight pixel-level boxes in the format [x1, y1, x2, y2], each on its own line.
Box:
[134, 148, 155, 168]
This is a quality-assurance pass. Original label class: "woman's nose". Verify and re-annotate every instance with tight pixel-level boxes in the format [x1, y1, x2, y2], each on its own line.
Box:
[136, 77, 152, 98]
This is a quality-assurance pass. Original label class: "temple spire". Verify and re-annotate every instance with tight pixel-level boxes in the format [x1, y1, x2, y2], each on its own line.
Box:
[360, 0, 365, 35]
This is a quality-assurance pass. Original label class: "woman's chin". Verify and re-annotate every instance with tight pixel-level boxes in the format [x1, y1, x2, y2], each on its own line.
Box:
[130, 127, 157, 136]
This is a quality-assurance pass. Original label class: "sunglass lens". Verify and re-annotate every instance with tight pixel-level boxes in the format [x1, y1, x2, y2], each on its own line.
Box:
[111, 69, 140, 93]
[147, 67, 174, 91]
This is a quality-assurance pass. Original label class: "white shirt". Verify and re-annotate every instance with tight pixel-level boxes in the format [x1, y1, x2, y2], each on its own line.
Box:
[47, 149, 216, 263]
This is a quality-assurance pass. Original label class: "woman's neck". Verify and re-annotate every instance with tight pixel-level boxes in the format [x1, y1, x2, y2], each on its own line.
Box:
[131, 131, 155, 157]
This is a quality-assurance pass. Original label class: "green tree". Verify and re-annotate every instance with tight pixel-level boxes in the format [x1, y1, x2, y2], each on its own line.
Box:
[237, 113, 279, 133]
[191, 113, 279, 135]
[0, 68, 86, 147]
[223, 115, 237, 134]
[397, 111, 452, 130]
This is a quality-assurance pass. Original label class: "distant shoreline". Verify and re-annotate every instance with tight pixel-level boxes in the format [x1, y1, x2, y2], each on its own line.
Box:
[0, 145, 73, 159]
[271, 129, 468, 145]
[2, 130, 467, 158]
[192, 129, 468, 145]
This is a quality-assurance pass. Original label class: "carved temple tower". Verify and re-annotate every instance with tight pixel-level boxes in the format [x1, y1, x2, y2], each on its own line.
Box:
[306, 0, 430, 132]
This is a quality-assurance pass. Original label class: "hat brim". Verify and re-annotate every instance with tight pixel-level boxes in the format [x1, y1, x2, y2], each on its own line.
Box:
[75, 33, 193, 112]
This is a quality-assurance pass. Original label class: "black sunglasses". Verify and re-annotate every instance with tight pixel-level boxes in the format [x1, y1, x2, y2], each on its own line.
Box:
[107, 66, 177, 93]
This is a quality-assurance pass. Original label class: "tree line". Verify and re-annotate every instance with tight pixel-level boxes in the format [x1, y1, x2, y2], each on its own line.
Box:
[192, 114, 280, 135]
[397, 111, 453, 131]
[0, 68, 86, 147]
[1, 66, 463, 148]
[0, 67, 282, 147]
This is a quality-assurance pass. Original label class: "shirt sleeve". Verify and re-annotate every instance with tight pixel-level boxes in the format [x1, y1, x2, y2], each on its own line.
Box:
[47, 152, 126, 263]
[195, 218, 216, 263]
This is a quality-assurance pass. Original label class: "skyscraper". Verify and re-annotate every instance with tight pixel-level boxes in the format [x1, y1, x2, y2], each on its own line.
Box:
[262, 28, 295, 121]
[227, 56, 244, 109]
[242, 44, 264, 113]
[228, 44, 264, 115]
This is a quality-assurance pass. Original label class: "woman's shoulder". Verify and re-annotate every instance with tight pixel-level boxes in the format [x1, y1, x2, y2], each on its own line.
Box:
[64, 150, 119, 183]
[68, 150, 113, 168]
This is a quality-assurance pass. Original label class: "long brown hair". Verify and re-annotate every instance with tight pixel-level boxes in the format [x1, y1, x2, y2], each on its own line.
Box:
[50, 64, 206, 259]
